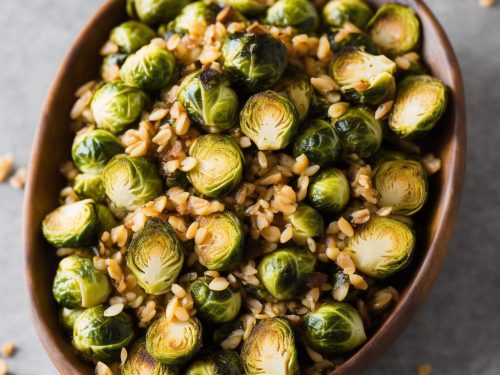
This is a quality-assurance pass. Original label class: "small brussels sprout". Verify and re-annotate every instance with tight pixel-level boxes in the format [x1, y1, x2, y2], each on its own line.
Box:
[225, 0, 269, 16]
[240, 91, 299, 151]
[127, 219, 184, 295]
[188, 134, 244, 198]
[303, 301, 366, 355]
[257, 248, 316, 300]
[283, 204, 325, 245]
[110, 20, 156, 54]
[327, 28, 379, 54]
[91, 82, 147, 134]
[323, 0, 374, 28]
[367, 4, 420, 56]
[96, 204, 118, 233]
[185, 351, 243, 375]
[221, 32, 288, 93]
[102, 155, 163, 211]
[178, 69, 240, 133]
[272, 68, 313, 122]
[308, 168, 350, 216]
[60, 307, 85, 333]
[345, 216, 415, 279]
[333, 107, 383, 159]
[122, 338, 179, 375]
[101, 54, 128, 82]
[292, 119, 342, 166]
[146, 315, 202, 365]
[42, 199, 99, 247]
[388, 75, 448, 138]
[167, 2, 216, 35]
[73, 174, 105, 203]
[71, 129, 123, 174]
[134, 0, 190, 26]
[265, 0, 320, 33]
[242, 317, 299, 375]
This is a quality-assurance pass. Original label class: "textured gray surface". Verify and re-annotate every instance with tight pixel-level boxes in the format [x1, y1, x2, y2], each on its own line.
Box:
[0, 0, 498, 374]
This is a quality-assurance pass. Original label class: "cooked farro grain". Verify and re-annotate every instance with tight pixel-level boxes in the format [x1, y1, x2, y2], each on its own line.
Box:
[421, 153, 442, 175]
[174, 307, 190, 321]
[104, 303, 124, 317]
[220, 329, 244, 350]
[375, 100, 394, 120]
[0, 154, 14, 183]
[338, 217, 354, 237]
[306, 346, 324, 363]
[336, 252, 356, 274]
[368, 289, 393, 311]
[95, 361, 113, 375]
[395, 56, 412, 70]
[171, 283, 187, 299]
[349, 274, 368, 290]
[120, 347, 128, 365]
[0, 342, 15, 358]
[209, 277, 229, 291]
[328, 102, 349, 118]
[9, 167, 27, 189]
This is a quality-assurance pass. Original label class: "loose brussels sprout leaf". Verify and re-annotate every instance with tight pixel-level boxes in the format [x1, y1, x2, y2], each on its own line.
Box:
[101, 54, 128, 82]
[367, 4, 420, 56]
[345, 216, 415, 279]
[322, 0, 374, 28]
[167, 2, 216, 35]
[60, 307, 85, 333]
[265, 0, 320, 33]
[91, 82, 147, 134]
[221, 32, 288, 93]
[73, 174, 105, 203]
[388, 75, 448, 138]
[122, 338, 179, 375]
[134, 0, 190, 26]
[257, 248, 316, 300]
[127, 219, 184, 295]
[73, 306, 134, 362]
[110, 20, 157, 54]
[226, 0, 269, 16]
[194, 211, 244, 270]
[240, 91, 299, 151]
[241, 317, 299, 375]
[72, 129, 123, 175]
[303, 301, 366, 354]
[178, 69, 240, 134]
[283, 204, 325, 245]
[308, 168, 350, 216]
[292, 119, 342, 166]
[333, 107, 383, 159]
[102, 155, 163, 211]
[374, 160, 428, 215]
[53, 255, 111, 309]
[327, 28, 379, 55]
[272, 68, 313, 122]
[185, 351, 243, 375]
[146, 315, 202, 365]
[96, 204, 118, 234]
[188, 134, 244, 198]
[42, 199, 99, 247]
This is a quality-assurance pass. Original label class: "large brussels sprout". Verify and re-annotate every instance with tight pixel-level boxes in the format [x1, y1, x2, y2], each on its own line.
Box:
[226, 0, 269, 16]
[127, 219, 184, 295]
[323, 0, 374, 28]
[73, 306, 134, 362]
[345, 216, 415, 279]
[283, 204, 325, 245]
[188, 134, 244, 198]
[185, 351, 243, 375]
[73, 174, 105, 203]
[167, 2, 216, 35]
[133, 0, 190, 26]
[60, 307, 85, 333]
[91, 82, 147, 134]
[240, 91, 299, 151]
[257, 248, 316, 300]
[42, 199, 99, 247]
[308, 168, 350, 216]
[303, 301, 366, 355]
[221, 32, 288, 93]
[327, 28, 379, 55]
[102, 155, 163, 211]
[265, 0, 320, 33]
[388, 75, 448, 138]
[272, 68, 313, 122]
[110, 20, 156, 54]
[122, 338, 179, 375]
[53, 255, 111, 309]
[178, 69, 240, 134]
[241, 317, 299, 375]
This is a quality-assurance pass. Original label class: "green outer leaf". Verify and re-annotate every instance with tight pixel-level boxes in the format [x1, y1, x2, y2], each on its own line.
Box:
[322, 0, 374, 28]
[308, 168, 350, 216]
[166, 2, 216, 34]
[135, 0, 190, 26]
[110, 20, 156, 54]
[265, 0, 320, 33]
[73, 174, 106, 203]
[226, 0, 269, 16]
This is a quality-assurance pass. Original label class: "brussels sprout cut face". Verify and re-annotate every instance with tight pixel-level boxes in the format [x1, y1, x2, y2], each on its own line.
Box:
[167, 2, 216, 35]
[308, 168, 350, 216]
[323, 0, 374, 28]
[73, 174, 105, 203]
[283, 204, 325, 245]
[110, 20, 157, 54]
[273, 68, 313, 122]
[134, 0, 190, 26]
[122, 338, 178, 375]
[185, 351, 243, 375]
[127, 219, 184, 295]
[265, 0, 320, 33]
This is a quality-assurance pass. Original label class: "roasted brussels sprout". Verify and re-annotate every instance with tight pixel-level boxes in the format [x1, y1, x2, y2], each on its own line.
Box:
[240, 91, 299, 151]
[72, 129, 123, 174]
[389, 75, 447, 138]
[122, 338, 179, 375]
[272, 68, 313, 122]
[185, 351, 243, 375]
[188, 134, 244, 198]
[110, 20, 156, 54]
[133, 0, 190, 26]
[308, 168, 350, 216]
[127, 219, 184, 295]
[257, 248, 316, 300]
[303, 301, 366, 355]
[167, 2, 216, 35]
[42, 199, 99, 247]
[73, 174, 105, 203]
[283, 204, 325, 245]
[73, 305, 134, 362]
[327, 28, 378, 54]
[102, 155, 163, 211]
[91, 82, 147, 134]
[221, 32, 288, 93]
[323, 0, 374, 28]
[265, 0, 320, 33]
[96, 204, 118, 233]
[178, 69, 240, 133]
[242, 317, 299, 375]
[226, 0, 269, 16]
[60, 307, 85, 333]
[345, 216, 415, 279]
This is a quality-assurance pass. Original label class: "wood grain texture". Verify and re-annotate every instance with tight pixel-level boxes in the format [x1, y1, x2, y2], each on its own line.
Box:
[22, 0, 466, 374]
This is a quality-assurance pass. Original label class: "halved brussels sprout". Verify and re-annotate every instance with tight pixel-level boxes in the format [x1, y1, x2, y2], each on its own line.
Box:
[303, 301, 366, 355]
[122, 338, 179, 375]
[127, 219, 184, 295]
[178, 69, 240, 134]
[226, 0, 269, 16]
[265, 0, 320, 33]
[110, 20, 157, 54]
[367, 4, 420, 56]
[374, 160, 428, 215]
[327, 28, 379, 54]
[308, 168, 350, 216]
[185, 351, 243, 375]
[188, 134, 244, 198]
[345, 216, 415, 279]
[323, 0, 374, 28]
[73, 305, 134, 362]
[221, 32, 288, 93]
[283, 204, 325, 245]
[388, 75, 448, 138]
[53, 255, 111, 309]
[241, 317, 299, 375]
[91, 82, 147, 134]
[60, 307, 85, 333]
[102, 155, 163, 211]
[167, 2, 216, 35]
[146, 315, 202, 365]
[133, 0, 190, 26]
[101, 54, 128, 82]
[73, 174, 105, 203]
[292, 119, 342, 166]
[240, 91, 299, 151]
[42, 199, 99, 247]
[96, 204, 118, 234]
[273, 68, 313, 122]
[333, 107, 383, 159]
[257, 248, 316, 300]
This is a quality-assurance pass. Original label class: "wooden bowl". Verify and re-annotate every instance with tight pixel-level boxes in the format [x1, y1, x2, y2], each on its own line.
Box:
[23, 0, 466, 373]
